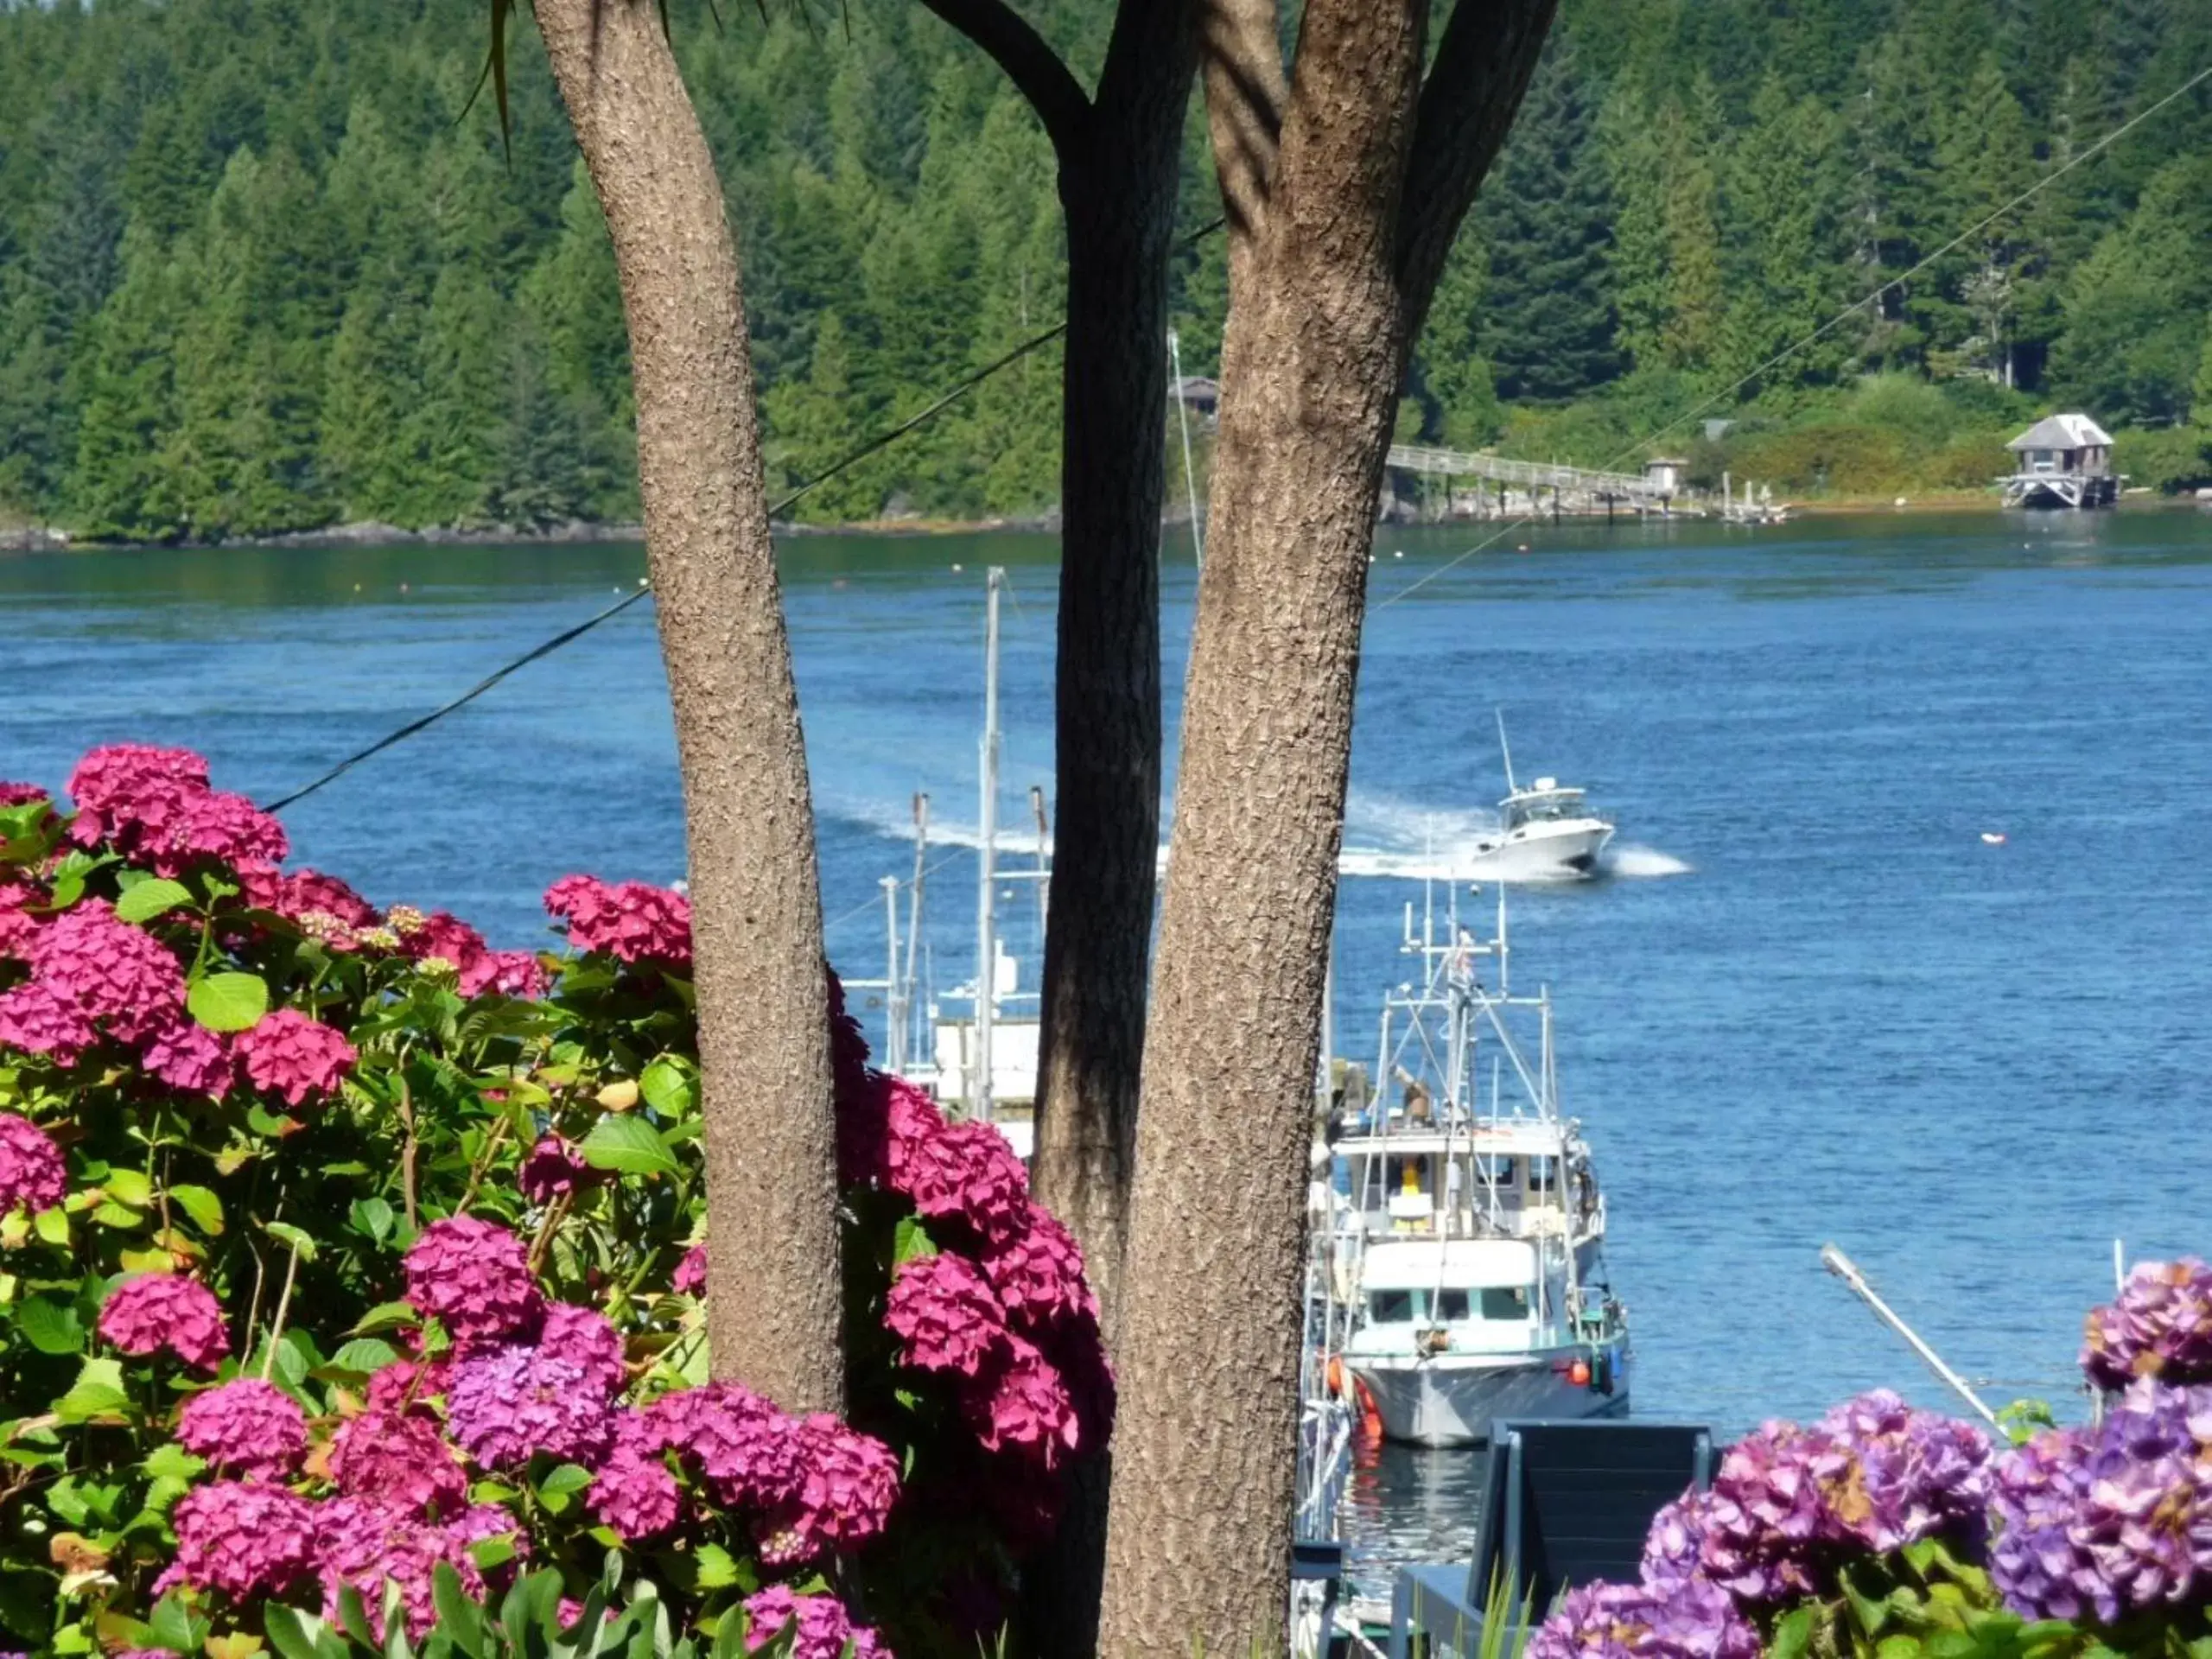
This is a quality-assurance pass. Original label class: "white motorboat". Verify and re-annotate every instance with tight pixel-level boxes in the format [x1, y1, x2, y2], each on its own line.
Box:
[1329, 887, 1630, 1447]
[1459, 716, 1614, 880]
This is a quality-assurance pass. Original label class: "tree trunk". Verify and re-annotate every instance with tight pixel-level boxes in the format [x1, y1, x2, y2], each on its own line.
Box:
[1097, 0, 1554, 1648]
[535, 0, 841, 1415]
[1024, 23, 1195, 1656]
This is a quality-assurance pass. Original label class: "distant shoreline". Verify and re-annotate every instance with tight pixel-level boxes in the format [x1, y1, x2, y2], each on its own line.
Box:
[6, 492, 2196, 554]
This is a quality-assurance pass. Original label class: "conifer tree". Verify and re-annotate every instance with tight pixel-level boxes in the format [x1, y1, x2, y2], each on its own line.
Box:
[1478, 35, 1621, 400]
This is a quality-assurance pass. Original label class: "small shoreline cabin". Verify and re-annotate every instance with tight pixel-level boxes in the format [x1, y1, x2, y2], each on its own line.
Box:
[2001, 413, 2118, 508]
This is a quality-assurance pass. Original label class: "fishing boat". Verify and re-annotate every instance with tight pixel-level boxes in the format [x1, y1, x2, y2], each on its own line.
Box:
[1329, 886, 1630, 1447]
[1457, 716, 1614, 881]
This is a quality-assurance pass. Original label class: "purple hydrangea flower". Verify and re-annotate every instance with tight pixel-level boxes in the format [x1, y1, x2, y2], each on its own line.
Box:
[2082, 1258, 2212, 1391]
[445, 1345, 614, 1471]
[1529, 1578, 1759, 1659]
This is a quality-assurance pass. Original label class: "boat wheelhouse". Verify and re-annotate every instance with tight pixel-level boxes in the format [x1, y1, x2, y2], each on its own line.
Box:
[1331, 888, 1629, 1446]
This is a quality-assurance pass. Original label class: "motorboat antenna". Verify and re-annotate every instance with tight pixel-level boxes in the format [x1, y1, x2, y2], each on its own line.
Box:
[1496, 708, 1517, 794]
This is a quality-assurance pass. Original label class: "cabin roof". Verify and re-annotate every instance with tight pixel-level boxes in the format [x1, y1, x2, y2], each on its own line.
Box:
[2008, 413, 2112, 451]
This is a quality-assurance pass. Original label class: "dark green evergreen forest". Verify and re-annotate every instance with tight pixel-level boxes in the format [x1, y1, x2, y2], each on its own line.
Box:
[3, 0, 2212, 541]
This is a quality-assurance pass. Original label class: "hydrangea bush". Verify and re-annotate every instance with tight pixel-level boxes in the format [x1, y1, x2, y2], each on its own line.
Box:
[1531, 1258, 2212, 1659]
[0, 747, 1109, 1659]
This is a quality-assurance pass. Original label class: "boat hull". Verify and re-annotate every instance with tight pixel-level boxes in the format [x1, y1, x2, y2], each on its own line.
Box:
[1461, 822, 1616, 882]
[1351, 1346, 1630, 1447]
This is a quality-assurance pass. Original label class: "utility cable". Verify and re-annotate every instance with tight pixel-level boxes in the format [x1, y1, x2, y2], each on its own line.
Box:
[1374, 60, 2212, 612]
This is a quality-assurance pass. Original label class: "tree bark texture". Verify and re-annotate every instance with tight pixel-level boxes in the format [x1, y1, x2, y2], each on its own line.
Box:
[535, 0, 841, 1415]
[1097, 0, 1554, 1650]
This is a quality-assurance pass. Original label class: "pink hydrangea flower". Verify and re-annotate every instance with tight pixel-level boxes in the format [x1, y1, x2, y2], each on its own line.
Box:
[155, 1480, 318, 1599]
[837, 1074, 944, 1187]
[962, 1333, 1080, 1470]
[757, 1414, 899, 1562]
[896, 1119, 1029, 1243]
[647, 1383, 804, 1512]
[544, 875, 693, 968]
[885, 1251, 1008, 1379]
[979, 1207, 1100, 1332]
[164, 789, 289, 874]
[462, 950, 547, 999]
[327, 1408, 468, 1516]
[403, 1216, 542, 1345]
[0, 982, 98, 1064]
[0, 879, 41, 958]
[66, 745, 209, 852]
[366, 1356, 448, 1412]
[175, 1378, 308, 1479]
[25, 898, 184, 1042]
[313, 1497, 485, 1639]
[445, 1346, 614, 1471]
[537, 1303, 627, 1398]
[672, 1245, 708, 1297]
[99, 1273, 229, 1370]
[447, 1503, 531, 1583]
[270, 869, 381, 930]
[137, 1011, 233, 1095]
[0, 781, 47, 806]
[0, 1113, 67, 1217]
[518, 1136, 594, 1204]
[743, 1586, 888, 1659]
[589, 1412, 684, 1541]
[234, 1007, 356, 1107]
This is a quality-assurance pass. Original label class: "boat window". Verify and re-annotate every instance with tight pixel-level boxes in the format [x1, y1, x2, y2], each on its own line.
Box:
[1475, 1155, 1516, 1189]
[1480, 1286, 1531, 1321]
[1435, 1289, 1471, 1322]
[1370, 1290, 1415, 1324]
[1528, 1156, 1559, 1194]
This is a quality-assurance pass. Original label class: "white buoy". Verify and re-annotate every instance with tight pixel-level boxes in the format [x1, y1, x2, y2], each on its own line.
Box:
[1980, 831, 2006, 845]
[950, 563, 963, 573]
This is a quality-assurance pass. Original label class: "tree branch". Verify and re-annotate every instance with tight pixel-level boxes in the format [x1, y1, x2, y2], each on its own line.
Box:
[1393, 0, 1559, 326]
[916, 0, 1092, 160]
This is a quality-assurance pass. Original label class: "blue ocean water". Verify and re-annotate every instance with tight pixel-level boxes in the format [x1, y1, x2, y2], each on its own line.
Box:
[5, 508, 2210, 1580]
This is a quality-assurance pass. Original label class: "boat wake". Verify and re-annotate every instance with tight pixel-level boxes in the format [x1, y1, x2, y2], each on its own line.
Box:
[1603, 843, 1693, 878]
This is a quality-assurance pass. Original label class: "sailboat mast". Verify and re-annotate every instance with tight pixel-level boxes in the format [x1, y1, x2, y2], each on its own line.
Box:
[974, 568, 1003, 1122]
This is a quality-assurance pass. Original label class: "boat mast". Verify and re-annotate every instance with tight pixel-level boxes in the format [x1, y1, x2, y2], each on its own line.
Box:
[1496, 708, 1517, 795]
[973, 567, 1003, 1123]
[904, 793, 929, 1070]
[880, 875, 903, 1075]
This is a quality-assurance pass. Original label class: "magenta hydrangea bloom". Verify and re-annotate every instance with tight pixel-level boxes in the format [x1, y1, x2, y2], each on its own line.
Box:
[538, 1302, 627, 1398]
[137, 1011, 234, 1095]
[447, 1502, 532, 1583]
[0, 880, 41, 958]
[648, 1383, 804, 1512]
[175, 1378, 308, 1479]
[885, 1250, 1008, 1379]
[2083, 1258, 2212, 1390]
[962, 1332, 1080, 1469]
[271, 869, 382, 930]
[672, 1244, 708, 1296]
[327, 1408, 468, 1516]
[0, 1112, 67, 1217]
[1529, 1579, 1759, 1659]
[445, 1346, 614, 1471]
[757, 1414, 899, 1562]
[402, 1216, 542, 1344]
[164, 789, 289, 874]
[544, 875, 693, 968]
[837, 1075, 945, 1189]
[518, 1136, 594, 1205]
[463, 949, 547, 999]
[743, 1586, 889, 1659]
[66, 745, 210, 853]
[0, 982, 98, 1064]
[979, 1207, 1100, 1332]
[366, 1357, 448, 1412]
[26, 898, 183, 1041]
[99, 1273, 229, 1370]
[0, 780, 46, 806]
[826, 971, 872, 1103]
[313, 1498, 486, 1639]
[895, 1119, 1028, 1243]
[235, 1007, 356, 1107]
[154, 1480, 320, 1600]
[589, 1413, 684, 1541]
